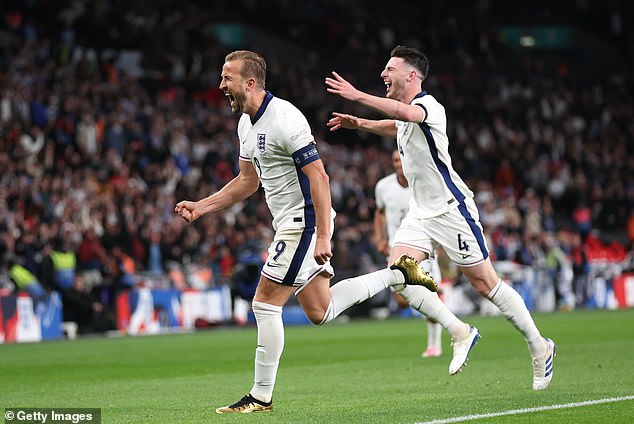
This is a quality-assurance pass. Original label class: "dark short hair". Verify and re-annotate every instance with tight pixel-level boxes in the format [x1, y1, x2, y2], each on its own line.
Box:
[225, 50, 266, 89]
[390, 45, 429, 81]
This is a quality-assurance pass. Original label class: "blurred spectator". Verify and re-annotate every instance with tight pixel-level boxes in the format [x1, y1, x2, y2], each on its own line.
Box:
[7, 255, 45, 297]
[624, 242, 634, 274]
[62, 273, 112, 334]
[571, 232, 591, 307]
[573, 202, 592, 239]
[76, 228, 106, 274]
[544, 232, 574, 311]
[230, 250, 264, 302]
[229, 249, 264, 325]
[145, 229, 163, 274]
[16, 125, 44, 176]
[40, 237, 77, 292]
[109, 246, 137, 288]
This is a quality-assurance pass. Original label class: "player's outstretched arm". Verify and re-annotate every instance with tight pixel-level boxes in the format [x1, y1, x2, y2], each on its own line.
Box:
[175, 160, 260, 222]
[327, 112, 397, 138]
[326, 71, 425, 123]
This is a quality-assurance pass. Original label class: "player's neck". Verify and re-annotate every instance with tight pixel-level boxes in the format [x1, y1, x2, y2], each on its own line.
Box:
[397, 173, 408, 187]
[245, 90, 268, 118]
[402, 85, 423, 104]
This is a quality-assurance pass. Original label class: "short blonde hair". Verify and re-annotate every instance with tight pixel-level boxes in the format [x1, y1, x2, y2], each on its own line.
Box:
[225, 50, 266, 89]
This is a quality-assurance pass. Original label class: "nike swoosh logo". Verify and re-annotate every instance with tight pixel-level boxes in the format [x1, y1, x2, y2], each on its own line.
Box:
[461, 254, 471, 259]
[266, 262, 281, 268]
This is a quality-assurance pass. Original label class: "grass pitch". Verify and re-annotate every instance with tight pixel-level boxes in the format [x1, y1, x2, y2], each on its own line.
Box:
[2, 309, 634, 423]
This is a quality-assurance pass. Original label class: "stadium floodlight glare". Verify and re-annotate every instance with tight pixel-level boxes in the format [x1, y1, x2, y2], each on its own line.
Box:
[520, 35, 536, 47]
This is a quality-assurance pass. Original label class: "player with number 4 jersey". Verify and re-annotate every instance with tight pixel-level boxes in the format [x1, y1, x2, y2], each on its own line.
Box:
[327, 45, 555, 390]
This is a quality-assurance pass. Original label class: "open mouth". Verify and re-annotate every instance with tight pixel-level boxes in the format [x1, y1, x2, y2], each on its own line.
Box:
[384, 81, 392, 93]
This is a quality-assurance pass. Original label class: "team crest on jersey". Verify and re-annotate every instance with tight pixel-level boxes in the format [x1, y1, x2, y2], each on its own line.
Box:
[257, 133, 266, 153]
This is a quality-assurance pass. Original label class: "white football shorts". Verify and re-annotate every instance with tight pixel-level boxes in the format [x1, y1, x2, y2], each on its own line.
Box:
[393, 197, 489, 267]
[261, 227, 335, 290]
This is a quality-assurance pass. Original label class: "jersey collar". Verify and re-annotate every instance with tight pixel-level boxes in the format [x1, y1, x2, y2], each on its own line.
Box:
[413, 90, 428, 100]
[251, 91, 274, 125]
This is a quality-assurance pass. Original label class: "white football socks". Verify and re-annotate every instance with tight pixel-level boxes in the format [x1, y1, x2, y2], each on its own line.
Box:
[427, 321, 442, 350]
[396, 284, 469, 338]
[487, 279, 546, 358]
[250, 301, 284, 403]
[319, 268, 404, 325]
[422, 257, 445, 348]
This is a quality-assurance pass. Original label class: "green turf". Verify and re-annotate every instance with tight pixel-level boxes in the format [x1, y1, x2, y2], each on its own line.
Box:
[2, 309, 634, 423]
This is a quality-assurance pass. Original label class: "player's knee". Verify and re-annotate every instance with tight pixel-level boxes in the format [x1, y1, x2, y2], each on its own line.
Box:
[302, 308, 326, 325]
[310, 313, 325, 326]
[312, 303, 334, 326]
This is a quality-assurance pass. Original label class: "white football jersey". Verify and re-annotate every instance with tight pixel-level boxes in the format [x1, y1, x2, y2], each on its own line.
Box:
[238, 92, 332, 231]
[396, 91, 474, 218]
[374, 173, 411, 247]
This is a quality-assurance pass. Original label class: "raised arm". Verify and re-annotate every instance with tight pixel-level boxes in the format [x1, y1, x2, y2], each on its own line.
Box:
[175, 159, 260, 222]
[326, 71, 425, 123]
[327, 112, 397, 138]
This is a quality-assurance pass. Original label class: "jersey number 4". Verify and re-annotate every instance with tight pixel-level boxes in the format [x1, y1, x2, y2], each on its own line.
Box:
[458, 234, 470, 252]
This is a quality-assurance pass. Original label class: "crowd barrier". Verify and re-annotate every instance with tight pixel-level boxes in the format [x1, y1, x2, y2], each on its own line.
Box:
[0, 292, 63, 343]
[614, 273, 634, 308]
[116, 286, 232, 335]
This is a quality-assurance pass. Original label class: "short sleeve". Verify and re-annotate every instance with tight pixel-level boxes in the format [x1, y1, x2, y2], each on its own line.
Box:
[375, 178, 387, 209]
[279, 105, 315, 154]
[237, 115, 251, 161]
[413, 96, 441, 126]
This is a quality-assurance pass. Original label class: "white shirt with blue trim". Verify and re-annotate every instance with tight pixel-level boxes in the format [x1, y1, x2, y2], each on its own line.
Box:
[238, 92, 325, 231]
[396, 91, 474, 219]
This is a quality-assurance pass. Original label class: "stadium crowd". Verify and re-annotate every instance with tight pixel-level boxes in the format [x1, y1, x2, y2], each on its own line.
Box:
[0, 0, 632, 332]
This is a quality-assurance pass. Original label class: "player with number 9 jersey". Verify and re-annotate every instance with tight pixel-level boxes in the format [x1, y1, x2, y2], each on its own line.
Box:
[238, 92, 335, 232]
[237, 92, 336, 287]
